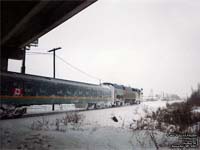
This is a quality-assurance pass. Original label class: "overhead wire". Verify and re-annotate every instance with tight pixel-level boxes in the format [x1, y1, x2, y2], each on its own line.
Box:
[26, 51, 101, 83]
[55, 54, 101, 83]
[26, 52, 51, 55]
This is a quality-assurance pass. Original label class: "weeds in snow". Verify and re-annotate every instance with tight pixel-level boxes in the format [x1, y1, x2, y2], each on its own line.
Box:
[63, 112, 83, 125]
[148, 130, 159, 150]
[30, 117, 51, 131]
[59, 112, 84, 131]
[133, 130, 160, 150]
[30, 112, 84, 132]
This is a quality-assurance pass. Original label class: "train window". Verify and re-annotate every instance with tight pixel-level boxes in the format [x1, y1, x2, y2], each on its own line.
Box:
[12, 80, 23, 89]
[78, 90, 83, 96]
[75, 87, 79, 96]
[56, 84, 63, 96]
[24, 82, 35, 96]
[69, 86, 75, 96]
[97, 90, 102, 97]
[55, 84, 64, 96]
[81, 88, 86, 97]
[13, 82, 17, 87]
[0, 81, 12, 95]
[90, 89, 94, 97]
[87, 88, 92, 97]
[56, 90, 63, 96]
[39, 87, 46, 95]
[25, 85, 32, 93]
[64, 85, 70, 96]
[74, 86, 82, 96]
[106, 91, 110, 97]
[84, 87, 89, 96]
[66, 89, 71, 96]
[92, 89, 96, 96]
[85, 90, 89, 96]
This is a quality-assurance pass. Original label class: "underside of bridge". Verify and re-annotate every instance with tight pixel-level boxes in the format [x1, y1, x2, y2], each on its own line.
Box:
[0, 0, 97, 71]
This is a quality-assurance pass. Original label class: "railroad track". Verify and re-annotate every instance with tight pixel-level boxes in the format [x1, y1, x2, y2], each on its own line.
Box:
[1, 104, 136, 120]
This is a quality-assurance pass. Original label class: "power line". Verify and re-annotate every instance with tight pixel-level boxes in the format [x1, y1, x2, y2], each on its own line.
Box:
[55, 54, 101, 83]
[26, 51, 101, 83]
[26, 52, 51, 55]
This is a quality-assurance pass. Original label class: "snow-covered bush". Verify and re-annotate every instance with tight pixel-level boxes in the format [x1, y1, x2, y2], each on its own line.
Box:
[61, 112, 84, 130]
[30, 117, 51, 131]
[131, 101, 200, 135]
[157, 102, 200, 134]
[187, 84, 200, 106]
[53, 112, 85, 131]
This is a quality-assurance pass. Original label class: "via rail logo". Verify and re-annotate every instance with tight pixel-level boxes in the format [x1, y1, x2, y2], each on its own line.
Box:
[12, 88, 23, 96]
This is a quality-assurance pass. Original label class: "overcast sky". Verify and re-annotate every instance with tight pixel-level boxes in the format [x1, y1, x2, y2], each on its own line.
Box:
[8, 0, 200, 97]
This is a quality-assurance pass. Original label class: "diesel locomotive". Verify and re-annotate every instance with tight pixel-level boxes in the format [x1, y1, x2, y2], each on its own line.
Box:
[0, 71, 142, 118]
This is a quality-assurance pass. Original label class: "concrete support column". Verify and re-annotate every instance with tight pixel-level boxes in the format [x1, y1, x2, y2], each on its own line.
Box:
[0, 57, 8, 71]
[21, 49, 26, 74]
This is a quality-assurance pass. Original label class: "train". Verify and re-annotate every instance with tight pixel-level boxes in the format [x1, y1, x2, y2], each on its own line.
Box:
[0, 71, 143, 118]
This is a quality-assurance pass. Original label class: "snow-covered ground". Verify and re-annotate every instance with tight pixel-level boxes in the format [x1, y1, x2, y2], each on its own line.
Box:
[0, 100, 193, 150]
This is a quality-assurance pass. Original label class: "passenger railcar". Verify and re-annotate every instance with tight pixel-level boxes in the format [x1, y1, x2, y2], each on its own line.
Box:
[0, 71, 112, 117]
[0, 72, 112, 105]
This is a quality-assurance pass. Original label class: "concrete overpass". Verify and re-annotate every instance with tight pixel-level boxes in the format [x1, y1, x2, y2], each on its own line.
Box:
[1, 0, 97, 71]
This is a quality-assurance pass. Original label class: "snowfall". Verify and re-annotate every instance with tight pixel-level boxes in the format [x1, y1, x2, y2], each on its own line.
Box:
[0, 100, 198, 150]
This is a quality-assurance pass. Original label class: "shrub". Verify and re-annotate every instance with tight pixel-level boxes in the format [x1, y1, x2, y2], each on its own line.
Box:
[187, 85, 200, 106]
[132, 101, 200, 135]
[31, 117, 50, 131]
[62, 112, 84, 125]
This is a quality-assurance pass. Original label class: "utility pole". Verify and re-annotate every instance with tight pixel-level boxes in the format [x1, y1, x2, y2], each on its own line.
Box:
[48, 47, 61, 78]
[21, 47, 26, 74]
[48, 47, 61, 111]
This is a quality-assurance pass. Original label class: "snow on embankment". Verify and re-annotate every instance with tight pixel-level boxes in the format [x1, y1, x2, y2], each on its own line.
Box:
[80, 100, 182, 129]
[0, 100, 184, 150]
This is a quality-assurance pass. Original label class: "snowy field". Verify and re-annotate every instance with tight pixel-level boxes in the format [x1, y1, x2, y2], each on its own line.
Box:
[0, 100, 192, 150]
